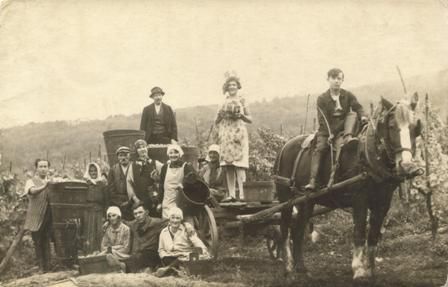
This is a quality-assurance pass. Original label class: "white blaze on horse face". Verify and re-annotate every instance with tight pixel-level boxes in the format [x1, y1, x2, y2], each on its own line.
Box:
[398, 124, 413, 164]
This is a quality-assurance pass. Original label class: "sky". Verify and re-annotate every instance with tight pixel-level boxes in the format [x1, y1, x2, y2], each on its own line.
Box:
[0, 0, 447, 127]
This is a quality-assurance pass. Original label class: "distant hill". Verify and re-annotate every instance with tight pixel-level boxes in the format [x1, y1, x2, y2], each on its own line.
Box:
[1, 69, 447, 171]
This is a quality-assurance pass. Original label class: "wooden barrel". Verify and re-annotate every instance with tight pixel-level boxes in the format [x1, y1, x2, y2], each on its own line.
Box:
[48, 181, 92, 266]
[148, 145, 199, 169]
[103, 129, 146, 166]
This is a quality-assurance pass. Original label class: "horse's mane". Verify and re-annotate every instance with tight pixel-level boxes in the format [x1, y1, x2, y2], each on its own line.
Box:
[372, 98, 413, 127]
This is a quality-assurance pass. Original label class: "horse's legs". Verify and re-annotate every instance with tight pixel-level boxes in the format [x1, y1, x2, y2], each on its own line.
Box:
[280, 206, 294, 273]
[291, 202, 314, 273]
[366, 189, 393, 277]
[352, 189, 370, 280]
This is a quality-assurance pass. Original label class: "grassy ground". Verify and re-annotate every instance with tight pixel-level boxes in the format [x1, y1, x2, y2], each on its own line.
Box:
[1, 199, 448, 287]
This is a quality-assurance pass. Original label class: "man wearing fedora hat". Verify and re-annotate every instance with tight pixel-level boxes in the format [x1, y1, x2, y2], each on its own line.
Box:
[140, 87, 178, 145]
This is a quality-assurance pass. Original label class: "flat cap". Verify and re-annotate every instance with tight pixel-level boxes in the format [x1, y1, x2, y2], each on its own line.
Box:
[116, 146, 131, 155]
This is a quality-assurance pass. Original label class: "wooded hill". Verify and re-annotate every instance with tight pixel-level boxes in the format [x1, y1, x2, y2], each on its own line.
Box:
[1, 69, 447, 171]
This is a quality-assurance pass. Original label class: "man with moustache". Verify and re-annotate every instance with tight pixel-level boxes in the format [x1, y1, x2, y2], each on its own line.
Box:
[140, 86, 178, 145]
[106, 146, 139, 220]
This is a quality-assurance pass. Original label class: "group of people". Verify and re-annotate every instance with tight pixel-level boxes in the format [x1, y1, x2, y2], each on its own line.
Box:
[139, 78, 252, 202]
[22, 68, 368, 275]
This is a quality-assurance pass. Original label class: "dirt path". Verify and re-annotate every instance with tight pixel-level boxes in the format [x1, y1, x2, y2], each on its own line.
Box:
[2, 209, 447, 287]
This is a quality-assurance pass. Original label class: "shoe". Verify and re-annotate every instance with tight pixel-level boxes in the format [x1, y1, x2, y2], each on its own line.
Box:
[305, 178, 316, 191]
[154, 266, 172, 277]
[344, 136, 359, 151]
[221, 196, 236, 203]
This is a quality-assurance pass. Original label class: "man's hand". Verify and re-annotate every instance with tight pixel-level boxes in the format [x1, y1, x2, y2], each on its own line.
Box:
[184, 222, 196, 237]
[361, 116, 368, 125]
[150, 169, 160, 182]
[327, 134, 334, 145]
[170, 139, 177, 145]
[102, 221, 110, 232]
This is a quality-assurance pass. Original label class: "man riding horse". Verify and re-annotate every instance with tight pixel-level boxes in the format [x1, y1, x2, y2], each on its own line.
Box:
[275, 68, 423, 284]
[305, 68, 368, 191]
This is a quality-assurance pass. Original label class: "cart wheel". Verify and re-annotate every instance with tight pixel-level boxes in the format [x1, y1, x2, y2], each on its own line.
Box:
[265, 226, 282, 260]
[193, 205, 219, 259]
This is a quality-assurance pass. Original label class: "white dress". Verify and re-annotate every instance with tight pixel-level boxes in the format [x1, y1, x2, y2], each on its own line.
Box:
[216, 95, 249, 169]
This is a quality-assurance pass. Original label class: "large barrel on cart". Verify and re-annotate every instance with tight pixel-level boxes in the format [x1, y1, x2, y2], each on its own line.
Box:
[103, 129, 146, 166]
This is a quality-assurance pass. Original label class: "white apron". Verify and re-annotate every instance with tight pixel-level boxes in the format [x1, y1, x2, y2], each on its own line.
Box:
[162, 162, 186, 219]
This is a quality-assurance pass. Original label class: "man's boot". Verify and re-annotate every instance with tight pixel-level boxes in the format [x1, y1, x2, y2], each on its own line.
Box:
[305, 151, 323, 191]
[343, 111, 359, 150]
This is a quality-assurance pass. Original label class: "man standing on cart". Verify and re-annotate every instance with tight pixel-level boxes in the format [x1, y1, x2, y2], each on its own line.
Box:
[140, 86, 178, 145]
[305, 68, 368, 191]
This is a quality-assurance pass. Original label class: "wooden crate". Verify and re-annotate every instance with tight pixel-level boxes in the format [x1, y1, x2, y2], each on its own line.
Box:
[243, 181, 276, 203]
[78, 255, 111, 275]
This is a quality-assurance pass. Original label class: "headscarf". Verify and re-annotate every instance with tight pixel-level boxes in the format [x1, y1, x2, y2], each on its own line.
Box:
[106, 206, 122, 217]
[167, 207, 183, 220]
[206, 144, 220, 162]
[83, 162, 102, 184]
[134, 139, 147, 149]
[166, 144, 184, 158]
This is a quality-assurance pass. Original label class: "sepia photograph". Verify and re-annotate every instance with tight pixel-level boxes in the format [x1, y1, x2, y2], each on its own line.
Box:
[0, 0, 448, 286]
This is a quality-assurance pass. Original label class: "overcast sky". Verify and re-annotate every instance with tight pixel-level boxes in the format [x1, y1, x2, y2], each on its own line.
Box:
[0, 0, 447, 126]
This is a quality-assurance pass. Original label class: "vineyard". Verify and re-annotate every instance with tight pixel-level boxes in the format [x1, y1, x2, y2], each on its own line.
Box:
[1, 102, 448, 286]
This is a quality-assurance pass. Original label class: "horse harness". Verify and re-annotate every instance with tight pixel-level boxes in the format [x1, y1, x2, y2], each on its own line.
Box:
[274, 114, 404, 195]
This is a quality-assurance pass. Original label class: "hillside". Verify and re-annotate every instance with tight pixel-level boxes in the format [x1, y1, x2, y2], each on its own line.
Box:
[0, 69, 447, 171]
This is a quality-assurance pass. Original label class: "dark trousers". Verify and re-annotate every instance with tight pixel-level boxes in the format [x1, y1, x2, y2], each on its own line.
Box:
[125, 249, 161, 273]
[148, 134, 171, 145]
[31, 208, 53, 272]
[161, 256, 180, 267]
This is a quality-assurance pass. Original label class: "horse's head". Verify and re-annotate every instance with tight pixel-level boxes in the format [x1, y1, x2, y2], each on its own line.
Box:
[375, 92, 423, 178]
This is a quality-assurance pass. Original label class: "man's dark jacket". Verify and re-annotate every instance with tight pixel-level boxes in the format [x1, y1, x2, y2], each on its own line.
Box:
[317, 89, 366, 136]
[129, 216, 168, 253]
[140, 103, 177, 143]
[106, 163, 129, 207]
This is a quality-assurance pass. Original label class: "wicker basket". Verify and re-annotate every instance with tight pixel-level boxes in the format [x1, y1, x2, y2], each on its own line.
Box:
[78, 254, 111, 275]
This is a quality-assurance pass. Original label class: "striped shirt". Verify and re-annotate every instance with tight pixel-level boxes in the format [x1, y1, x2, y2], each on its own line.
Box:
[23, 177, 49, 232]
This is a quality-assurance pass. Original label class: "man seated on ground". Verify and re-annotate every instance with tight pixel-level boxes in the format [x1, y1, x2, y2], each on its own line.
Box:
[101, 206, 131, 267]
[109, 204, 168, 273]
[158, 207, 209, 273]
[199, 144, 226, 202]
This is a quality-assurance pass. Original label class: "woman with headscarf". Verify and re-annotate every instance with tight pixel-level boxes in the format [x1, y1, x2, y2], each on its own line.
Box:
[84, 162, 108, 253]
[158, 207, 209, 264]
[158, 144, 196, 219]
[199, 144, 226, 202]
[215, 75, 252, 201]
[101, 206, 131, 270]
[84, 162, 107, 185]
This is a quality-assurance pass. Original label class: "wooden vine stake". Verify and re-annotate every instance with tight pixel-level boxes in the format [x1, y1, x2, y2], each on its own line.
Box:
[423, 93, 438, 239]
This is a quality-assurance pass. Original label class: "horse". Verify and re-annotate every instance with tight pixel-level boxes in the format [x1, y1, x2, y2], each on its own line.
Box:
[274, 94, 423, 283]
